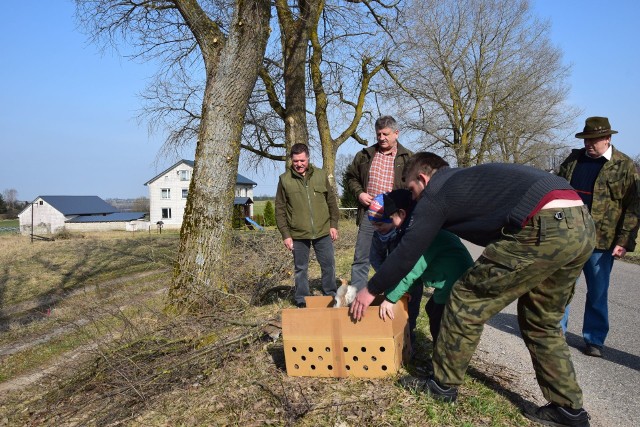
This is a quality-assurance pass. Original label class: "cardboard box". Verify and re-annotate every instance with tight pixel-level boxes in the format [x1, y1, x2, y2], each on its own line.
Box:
[281, 295, 411, 378]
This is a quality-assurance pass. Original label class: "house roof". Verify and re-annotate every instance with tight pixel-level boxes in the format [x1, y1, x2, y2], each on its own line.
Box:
[66, 212, 147, 223]
[37, 196, 117, 216]
[144, 159, 257, 186]
[234, 197, 253, 206]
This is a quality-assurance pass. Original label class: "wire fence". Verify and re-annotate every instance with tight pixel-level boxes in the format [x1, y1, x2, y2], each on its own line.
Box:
[0, 227, 20, 234]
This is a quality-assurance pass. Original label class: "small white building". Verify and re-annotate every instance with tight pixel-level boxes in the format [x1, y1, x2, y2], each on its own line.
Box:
[144, 160, 258, 228]
[18, 196, 147, 235]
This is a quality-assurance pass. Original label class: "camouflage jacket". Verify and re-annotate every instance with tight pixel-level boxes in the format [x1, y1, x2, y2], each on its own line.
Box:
[558, 146, 640, 252]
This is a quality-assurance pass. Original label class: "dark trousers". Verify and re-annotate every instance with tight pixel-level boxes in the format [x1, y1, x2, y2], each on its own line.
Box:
[293, 235, 337, 305]
[425, 296, 445, 345]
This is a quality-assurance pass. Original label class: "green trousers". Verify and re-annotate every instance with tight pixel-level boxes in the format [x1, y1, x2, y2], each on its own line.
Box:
[434, 205, 595, 409]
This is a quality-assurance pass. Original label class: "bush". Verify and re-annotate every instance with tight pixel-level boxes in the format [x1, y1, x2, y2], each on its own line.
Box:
[253, 214, 265, 226]
[52, 228, 85, 240]
[263, 201, 275, 226]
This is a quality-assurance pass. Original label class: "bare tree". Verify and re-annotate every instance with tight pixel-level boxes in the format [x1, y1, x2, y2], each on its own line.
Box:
[131, 197, 151, 213]
[385, 0, 579, 167]
[76, 0, 271, 311]
[2, 189, 18, 211]
[241, 0, 402, 191]
[138, 0, 401, 201]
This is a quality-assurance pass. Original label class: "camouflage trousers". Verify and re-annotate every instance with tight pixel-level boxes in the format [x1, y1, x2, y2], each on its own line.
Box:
[434, 205, 595, 409]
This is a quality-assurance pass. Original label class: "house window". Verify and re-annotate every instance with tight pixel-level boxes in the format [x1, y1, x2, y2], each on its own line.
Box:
[161, 208, 172, 219]
[182, 189, 188, 199]
[178, 170, 190, 181]
[161, 188, 171, 199]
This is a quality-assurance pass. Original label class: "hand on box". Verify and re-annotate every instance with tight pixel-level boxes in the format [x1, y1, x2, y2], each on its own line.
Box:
[379, 300, 395, 321]
[350, 287, 376, 321]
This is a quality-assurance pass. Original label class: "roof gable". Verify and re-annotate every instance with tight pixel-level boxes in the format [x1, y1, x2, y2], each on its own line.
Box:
[144, 159, 257, 186]
[40, 196, 117, 215]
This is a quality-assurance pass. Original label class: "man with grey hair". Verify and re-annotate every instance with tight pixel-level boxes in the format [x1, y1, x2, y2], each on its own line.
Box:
[344, 116, 412, 290]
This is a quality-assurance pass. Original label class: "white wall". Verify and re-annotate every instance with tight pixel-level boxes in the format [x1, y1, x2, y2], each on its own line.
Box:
[148, 165, 191, 228]
[18, 198, 67, 235]
[65, 220, 152, 232]
[148, 162, 256, 228]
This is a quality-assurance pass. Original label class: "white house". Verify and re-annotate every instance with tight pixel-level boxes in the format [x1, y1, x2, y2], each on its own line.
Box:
[144, 160, 258, 228]
[18, 196, 147, 235]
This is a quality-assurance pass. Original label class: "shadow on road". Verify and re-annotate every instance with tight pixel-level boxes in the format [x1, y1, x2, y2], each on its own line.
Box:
[486, 312, 640, 372]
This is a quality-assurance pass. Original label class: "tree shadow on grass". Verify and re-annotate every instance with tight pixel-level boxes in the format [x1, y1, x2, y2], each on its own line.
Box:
[0, 237, 173, 330]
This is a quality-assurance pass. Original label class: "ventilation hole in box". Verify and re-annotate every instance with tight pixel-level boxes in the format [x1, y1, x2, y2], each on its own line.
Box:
[325, 347, 331, 352]
[308, 347, 314, 352]
[371, 356, 377, 362]
[346, 365, 351, 370]
[328, 365, 333, 370]
[353, 356, 359, 362]
[301, 356, 306, 361]
[380, 346, 386, 352]
[294, 364, 299, 369]
[363, 365, 369, 371]
[292, 347, 297, 352]
[310, 365, 316, 370]
[361, 346, 367, 352]
[343, 346, 349, 352]
[381, 365, 388, 371]
[318, 356, 323, 361]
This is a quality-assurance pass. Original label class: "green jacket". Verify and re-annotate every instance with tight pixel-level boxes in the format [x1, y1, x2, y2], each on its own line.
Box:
[558, 146, 640, 252]
[344, 143, 413, 224]
[275, 164, 339, 240]
[385, 230, 474, 305]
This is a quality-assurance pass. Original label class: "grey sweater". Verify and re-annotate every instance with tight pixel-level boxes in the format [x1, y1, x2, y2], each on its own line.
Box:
[367, 163, 575, 294]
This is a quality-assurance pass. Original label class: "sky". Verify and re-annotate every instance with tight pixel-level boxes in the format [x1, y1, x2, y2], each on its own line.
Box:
[1, 0, 639, 202]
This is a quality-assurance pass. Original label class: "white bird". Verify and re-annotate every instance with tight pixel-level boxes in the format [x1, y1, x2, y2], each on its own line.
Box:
[334, 279, 357, 308]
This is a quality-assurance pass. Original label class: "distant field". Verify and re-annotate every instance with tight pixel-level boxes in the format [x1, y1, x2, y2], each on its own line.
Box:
[0, 219, 19, 234]
[252, 199, 273, 217]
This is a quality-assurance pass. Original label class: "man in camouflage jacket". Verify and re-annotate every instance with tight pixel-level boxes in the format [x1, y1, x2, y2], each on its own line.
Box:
[558, 116, 640, 357]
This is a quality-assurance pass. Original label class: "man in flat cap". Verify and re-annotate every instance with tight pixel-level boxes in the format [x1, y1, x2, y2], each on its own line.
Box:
[559, 116, 640, 357]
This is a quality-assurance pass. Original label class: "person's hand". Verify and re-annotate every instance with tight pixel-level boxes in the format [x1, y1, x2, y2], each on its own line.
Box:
[350, 287, 376, 321]
[283, 238, 294, 251]
[612, 245, 627, 259]
[379, 300, 395, 321]
[330, 227, 338, 241]
[358, 192, 373, 207]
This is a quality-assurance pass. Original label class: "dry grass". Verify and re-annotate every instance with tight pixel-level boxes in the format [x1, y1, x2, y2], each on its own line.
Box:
[0, 225, 535, 426]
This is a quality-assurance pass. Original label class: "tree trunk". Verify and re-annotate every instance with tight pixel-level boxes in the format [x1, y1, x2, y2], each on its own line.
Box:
[169, 0, 271, 312]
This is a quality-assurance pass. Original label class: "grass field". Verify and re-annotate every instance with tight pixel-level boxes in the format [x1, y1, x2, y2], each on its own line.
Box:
[252, 199, 273, 217]
[0, 224, 539, 426]
[0, 219, 19, 227]
[5, 224, 638, 425]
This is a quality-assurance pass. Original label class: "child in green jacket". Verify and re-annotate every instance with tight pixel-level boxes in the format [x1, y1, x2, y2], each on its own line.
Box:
[368, 189, 473, 345]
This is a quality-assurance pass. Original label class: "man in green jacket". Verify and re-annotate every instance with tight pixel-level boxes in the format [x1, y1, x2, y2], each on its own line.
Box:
[275, 143, 340, 308]
[559, 116, 640, 357]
